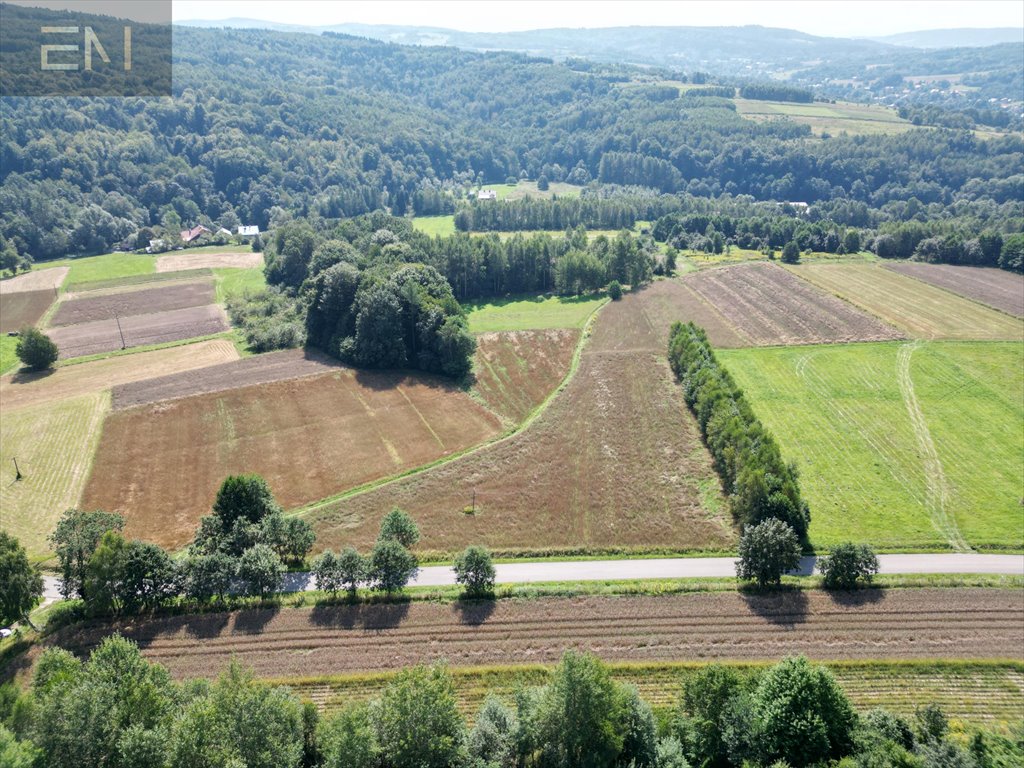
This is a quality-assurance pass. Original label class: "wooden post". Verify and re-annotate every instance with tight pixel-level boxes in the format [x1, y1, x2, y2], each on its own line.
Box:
[115, 313, 126, 349]
[13, 457, 22, 480]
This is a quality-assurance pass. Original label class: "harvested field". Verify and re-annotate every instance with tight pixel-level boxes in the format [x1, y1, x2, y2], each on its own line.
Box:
[81, 370, 504, 550]
[0, 339, 238, 411]
[48, 304, 229, 359]
[885, 263, 1024, 317]
[791, 263, 1023, 340]
[305, 283, 732, 556]
[45, 589, 1024, 681]
[719, 341, 1024, 551]
[0, 289, 54, 333]
[471, 329, 579, 424]
[50, 279, 216, 327]
[0, 392, 109, 558]
[686, 262, 904, 346]
[0, 267, 68, 294]
[155, 251, 263, 272]
[111, 347, 341, 410]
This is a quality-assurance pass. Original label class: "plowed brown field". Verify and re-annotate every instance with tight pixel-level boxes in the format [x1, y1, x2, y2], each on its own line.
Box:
[81, 369, 504, 549]
[0, 289, 54, 332]
[686, 262, 904, 346]
[45, 589, 1024, 681]
[885, 263, 1024, 317]
[0, 339, 238, 411]
[305, 282, 732, 556]
[51, 280, 216, 327]
[48, 304, 229, 359]
[472, 329, 579, 424]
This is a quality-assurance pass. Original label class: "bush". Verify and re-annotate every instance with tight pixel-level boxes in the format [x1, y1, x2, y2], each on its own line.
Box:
[377, 509, 420, 549]
[781, 241, 801, 264]
[736, 518, 802, 587]
[607, 280, 623, 300]
[14, 327, 58, 371]
[817, 543, 878, 589]
[367, 539, 418, 593]
[236, 544, 284, 598]
[453, 546, 496, 598]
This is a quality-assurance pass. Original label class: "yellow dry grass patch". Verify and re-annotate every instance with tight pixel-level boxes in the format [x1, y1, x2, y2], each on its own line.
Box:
[0, 391, 109, 559]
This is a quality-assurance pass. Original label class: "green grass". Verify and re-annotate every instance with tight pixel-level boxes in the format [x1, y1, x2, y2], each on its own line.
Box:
[411, 215, 457, 237]
[734, 98, 914, 137]
[214, 267, 267, 303]
[0, 335, 19, 374]
[718, 341, 1024, 552]
[69, 268, 214, 293]
[35, 251, 156, 287]
[681, 250, 877, 269]
[465, 293, 607, 333]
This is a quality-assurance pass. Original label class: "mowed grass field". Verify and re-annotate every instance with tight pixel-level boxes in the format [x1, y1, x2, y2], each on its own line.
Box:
[790, 263, 1023, 340]
[735, 98, 915, 137]
[0, 392, 109, 559]
[465, 294, 606, 332]
[718, 342, 1024, 551]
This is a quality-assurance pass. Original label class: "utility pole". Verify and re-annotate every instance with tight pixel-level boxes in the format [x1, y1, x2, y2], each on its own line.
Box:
[12, 457, 22, 480]
[114, 313, 126, 349]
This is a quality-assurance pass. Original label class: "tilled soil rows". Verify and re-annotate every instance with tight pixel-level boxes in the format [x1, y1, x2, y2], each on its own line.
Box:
[48, 304, 229, 359]
[885, 263, 1024, 318]
[47, 589, 1024, 681]
[0, 289, 54, 333]
[687, 262, 905, 346]
[50, 280, 216, 327]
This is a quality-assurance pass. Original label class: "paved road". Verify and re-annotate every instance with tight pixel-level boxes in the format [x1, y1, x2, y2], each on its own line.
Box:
[39, 553, 1023, 603]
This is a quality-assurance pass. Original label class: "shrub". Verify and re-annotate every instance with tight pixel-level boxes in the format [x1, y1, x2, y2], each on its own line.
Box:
[377, 509, 420, 549]
[817, 543, 879, 589]
[781, 241, 800, 264]
[453, 546, 496, 598]
[236, 544, 284, 598]
[607, 280, 623, 300]
[367, 539, 418, 593]
[736, 518, 802, 588]
[14, 327, 58, 371]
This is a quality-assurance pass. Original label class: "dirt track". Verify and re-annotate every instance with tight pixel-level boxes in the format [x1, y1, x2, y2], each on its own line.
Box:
[47, 588, 1024, 681]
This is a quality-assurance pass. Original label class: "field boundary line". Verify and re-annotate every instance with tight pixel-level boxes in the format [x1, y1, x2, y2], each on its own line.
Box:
[290, 297, 610, 518]
[897, 340, 970, 552]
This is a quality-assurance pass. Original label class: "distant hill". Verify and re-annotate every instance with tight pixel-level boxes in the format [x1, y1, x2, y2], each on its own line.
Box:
[869, 28, 1023, 49]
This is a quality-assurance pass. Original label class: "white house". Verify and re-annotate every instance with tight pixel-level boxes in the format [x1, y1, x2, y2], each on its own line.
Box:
[477, 189, 497, 201]
[238, 225, 260, 236]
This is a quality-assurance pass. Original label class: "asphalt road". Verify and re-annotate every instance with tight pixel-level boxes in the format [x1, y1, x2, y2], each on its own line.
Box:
[39, 553, 1024, 604]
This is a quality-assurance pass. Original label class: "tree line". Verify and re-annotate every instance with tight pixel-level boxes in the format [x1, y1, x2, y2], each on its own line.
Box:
[668, 322, 810, 540]
[454, 194, 683, 232]
[2, 638, 1015, 768]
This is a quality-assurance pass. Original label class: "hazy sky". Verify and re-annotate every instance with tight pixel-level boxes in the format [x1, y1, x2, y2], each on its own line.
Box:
[170, 0, 1024, 38]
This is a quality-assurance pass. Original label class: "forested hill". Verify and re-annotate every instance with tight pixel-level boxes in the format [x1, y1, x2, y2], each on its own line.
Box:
[1, 16, 1023, 261]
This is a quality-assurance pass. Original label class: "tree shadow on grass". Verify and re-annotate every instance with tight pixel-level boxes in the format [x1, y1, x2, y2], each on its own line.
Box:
[9, 367, 54, 384]
[452, 598, 496, 626]
[308, 599, 410, 631]
[738, 585, 810, 627]
[232, 604, 280, 635]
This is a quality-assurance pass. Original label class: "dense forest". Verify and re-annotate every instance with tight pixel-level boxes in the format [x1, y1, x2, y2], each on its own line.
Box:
[1, 8, 1022, 265]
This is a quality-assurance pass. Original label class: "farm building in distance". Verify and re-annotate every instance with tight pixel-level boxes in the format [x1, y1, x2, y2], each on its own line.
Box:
[238, 225, 260, 236]
[180, 225, 212, 244]
[477, 189, 497, 200]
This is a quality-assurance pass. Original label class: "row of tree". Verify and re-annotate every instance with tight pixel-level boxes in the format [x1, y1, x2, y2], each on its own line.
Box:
[454, 195, 684, 232]
[2, 637, 1011, 768]
[668, 323, 810, 539]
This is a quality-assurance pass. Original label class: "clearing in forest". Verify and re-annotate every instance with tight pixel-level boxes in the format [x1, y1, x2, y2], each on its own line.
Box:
[718, 341, 1024, 551]
[884, 262, 1024, 318]
[50, 279, 217, 327]
[0, 391, 109, 559]
[790, 263, 1023, 340]
[735, 98, 914, 136]
[685, 262, 904, 346]
[48, 304, 229, 359]
[81, 369, 504, 550]
[0, 289, 55, 333]
[465, 294, 605, 333]
[0, 339, 238, 412]
[46, 588, 1024, 681]
[304, 281, 732, 557]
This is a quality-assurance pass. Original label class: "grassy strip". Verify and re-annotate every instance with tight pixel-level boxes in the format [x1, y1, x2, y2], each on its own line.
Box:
[68, 268, 215, 293]
[55, 332, 235, 368]
[290, 297, 609, 519]
[0, 334, 18, 374]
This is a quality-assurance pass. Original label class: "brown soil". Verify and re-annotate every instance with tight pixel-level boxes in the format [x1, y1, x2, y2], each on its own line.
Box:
[306, 283, 733, 556]
[0, 267, 68, 294]
[0, 340, 238, 412]
[885, 263, 1024, 318]
[81, 369, 504, 549]
[155, 252, 264, 272]
[687, 262, 905, 345]
[51, 280, 216, 327]
[48, 305, 229, 359]
[111, 348, 343, 410]
[44, 589, 1024, 681]
[472, 329, 579, 424]
[0, 289, 54, 333]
